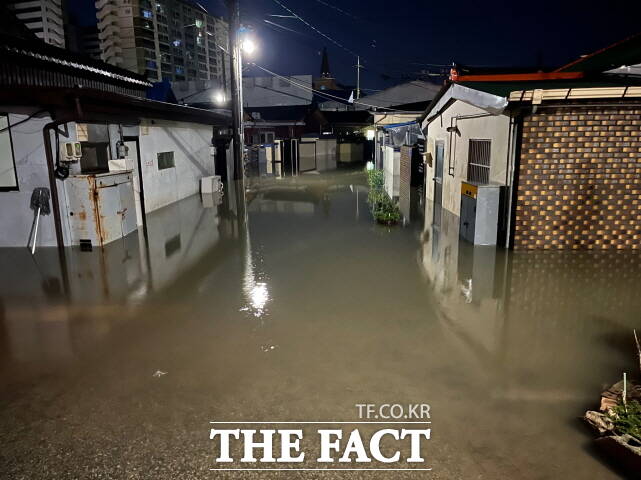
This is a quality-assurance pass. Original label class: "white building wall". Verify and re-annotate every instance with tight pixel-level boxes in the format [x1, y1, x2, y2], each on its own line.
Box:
[383, 146, 400, 199]
[138, 120, 215, 213]
[0, 114, 74, 248]
[424, 101, 511, 217]
[8, 0, 65, 47]
[96, 0, 230, 83]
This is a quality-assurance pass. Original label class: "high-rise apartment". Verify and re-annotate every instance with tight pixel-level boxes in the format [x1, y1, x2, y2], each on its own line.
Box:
[7, 0, 65, 48]
[96, 0, 230, 84]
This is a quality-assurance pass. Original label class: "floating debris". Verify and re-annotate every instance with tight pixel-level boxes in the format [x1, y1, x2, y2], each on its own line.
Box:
[152, 370, 167, 378]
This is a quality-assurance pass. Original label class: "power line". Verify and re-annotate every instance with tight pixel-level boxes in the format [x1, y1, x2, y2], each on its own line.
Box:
[250, 62, 399, 111]
[263, 19, 305, 36]
[310, 0, 359, 20]
[270, 0, 359, 58]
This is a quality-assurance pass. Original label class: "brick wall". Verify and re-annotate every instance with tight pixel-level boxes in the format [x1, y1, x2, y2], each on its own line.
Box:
[513, 102, 641, 249]
[399, 146, 412, 218]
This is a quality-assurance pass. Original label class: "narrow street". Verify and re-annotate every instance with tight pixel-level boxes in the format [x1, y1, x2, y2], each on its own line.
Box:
[0, 170, 637, 478]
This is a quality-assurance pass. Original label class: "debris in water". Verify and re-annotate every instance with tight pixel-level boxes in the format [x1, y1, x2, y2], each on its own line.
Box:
[260, 345, 278, 353]
[152, 370, 167, 378]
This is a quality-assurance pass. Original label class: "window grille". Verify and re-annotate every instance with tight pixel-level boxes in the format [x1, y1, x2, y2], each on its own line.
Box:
[467, 139, 491, 184]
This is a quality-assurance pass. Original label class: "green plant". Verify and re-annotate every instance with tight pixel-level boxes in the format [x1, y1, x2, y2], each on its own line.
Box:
[372, 193, 401, 224]
[366, 168, 384, 191]
[365, 168, 401, 224]
[608, 400, 641, 440]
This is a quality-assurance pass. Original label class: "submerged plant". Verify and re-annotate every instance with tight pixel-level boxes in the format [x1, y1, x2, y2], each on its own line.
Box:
[366, 168, 401, 224]
[366, 168, 384, 191]
[371, 191, 401, 224]
[608, 400, 641, 440]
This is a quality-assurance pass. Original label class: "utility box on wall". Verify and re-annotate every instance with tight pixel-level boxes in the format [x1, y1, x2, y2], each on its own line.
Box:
[65, 172, 138, 248]
[459, 181, 505, 246]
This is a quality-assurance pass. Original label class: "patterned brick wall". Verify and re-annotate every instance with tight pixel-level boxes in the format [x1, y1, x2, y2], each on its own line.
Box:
[513, 102, 641, 249]
[399, 146, 412, 217]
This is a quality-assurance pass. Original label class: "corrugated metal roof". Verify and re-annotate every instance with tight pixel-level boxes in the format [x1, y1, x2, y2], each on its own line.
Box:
[0, 33, 152, 89]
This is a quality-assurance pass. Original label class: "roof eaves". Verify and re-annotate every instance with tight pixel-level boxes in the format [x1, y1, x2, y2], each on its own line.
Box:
[421, 83, 508, 129]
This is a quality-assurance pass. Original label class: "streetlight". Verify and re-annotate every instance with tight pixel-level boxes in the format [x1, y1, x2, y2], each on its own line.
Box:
[213, 90, 226, 104]
[240, 37, 256, 55]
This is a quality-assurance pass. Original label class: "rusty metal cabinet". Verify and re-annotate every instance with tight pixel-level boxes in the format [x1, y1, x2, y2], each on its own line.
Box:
[65, 171, 138, 247]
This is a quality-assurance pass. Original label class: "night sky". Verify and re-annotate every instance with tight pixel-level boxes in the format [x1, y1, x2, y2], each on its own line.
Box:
[68, 0, 641, 91]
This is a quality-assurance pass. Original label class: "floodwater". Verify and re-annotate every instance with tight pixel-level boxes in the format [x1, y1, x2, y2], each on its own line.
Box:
[0, 169, 639, 479]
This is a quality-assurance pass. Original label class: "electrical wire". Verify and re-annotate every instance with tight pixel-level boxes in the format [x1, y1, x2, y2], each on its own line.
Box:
[250, 62, 400, 111]
[263, 19, 305, 36]
[310, 0, 359, 20]
[270, 0, 359, 58]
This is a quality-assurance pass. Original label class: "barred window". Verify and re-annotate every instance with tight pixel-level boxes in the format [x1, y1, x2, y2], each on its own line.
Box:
[467, 139, 491, 184]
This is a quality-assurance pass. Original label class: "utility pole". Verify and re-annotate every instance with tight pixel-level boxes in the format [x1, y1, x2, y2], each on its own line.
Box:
[356, 56, 360, 100]
[227, 0, 244, 181]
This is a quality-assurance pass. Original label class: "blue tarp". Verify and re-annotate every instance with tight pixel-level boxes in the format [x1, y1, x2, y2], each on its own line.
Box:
[146, 79, 178, 103]
[381, 120, 418, 129]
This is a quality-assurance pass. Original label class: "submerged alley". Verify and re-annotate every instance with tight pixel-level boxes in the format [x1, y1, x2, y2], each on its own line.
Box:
[1, 1, 641, 479]
[1, 171, 640, 479]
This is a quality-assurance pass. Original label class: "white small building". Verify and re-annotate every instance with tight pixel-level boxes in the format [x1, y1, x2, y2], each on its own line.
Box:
[422, 83, 510, 218]
[0, 36, 232, 251]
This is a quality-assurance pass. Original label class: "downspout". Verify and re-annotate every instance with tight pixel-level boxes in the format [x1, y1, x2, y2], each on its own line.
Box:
[43, 113, 76, 298]
[504, 110, 524, 249]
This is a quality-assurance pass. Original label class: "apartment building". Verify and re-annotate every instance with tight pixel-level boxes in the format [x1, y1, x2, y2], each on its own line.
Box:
[7, 0, 65, 47]
[96, 0, 230, 83]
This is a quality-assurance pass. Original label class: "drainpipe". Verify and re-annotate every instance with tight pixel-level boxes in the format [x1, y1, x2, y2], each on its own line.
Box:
[43, 114, 75, 298]
[504, 110, 524, 249]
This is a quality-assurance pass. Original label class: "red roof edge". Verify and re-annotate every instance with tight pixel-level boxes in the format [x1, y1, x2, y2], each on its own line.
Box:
[554, 32, 641, 72]
[453, 72, 585, 82]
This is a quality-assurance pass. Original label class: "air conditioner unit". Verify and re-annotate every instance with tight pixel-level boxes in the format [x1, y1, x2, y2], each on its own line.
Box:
[61, 141, 82, 162]
[200, 175, 223, 194]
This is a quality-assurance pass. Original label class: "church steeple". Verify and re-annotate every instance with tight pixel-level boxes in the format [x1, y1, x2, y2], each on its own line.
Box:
[320, 47, 332, 78]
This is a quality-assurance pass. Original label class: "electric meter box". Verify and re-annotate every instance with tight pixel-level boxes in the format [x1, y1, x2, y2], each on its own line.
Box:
[61, 141, 82, 162]
[459, 181, 505, 246]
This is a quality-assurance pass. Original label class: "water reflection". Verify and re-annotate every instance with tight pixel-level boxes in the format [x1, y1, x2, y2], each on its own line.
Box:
[0, 192, 230, 374]
[0, 170, 639, 479]
[241, 230, 270, 318]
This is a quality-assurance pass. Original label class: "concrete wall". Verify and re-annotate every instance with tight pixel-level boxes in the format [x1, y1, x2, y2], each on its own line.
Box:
[138, 120, 215, 213]
[424, 101, 511, 217]
[338, 143, 363, 163]
[383, 146, 400, 199]
[0, 114, 74, 248]
[315, 139, 337, 172]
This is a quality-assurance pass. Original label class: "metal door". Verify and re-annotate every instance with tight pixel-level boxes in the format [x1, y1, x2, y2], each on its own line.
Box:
[433, 142, 444, 226]
[459, 194, 476, 243]
[299, 142, 316, 172]
[118, 180, 137, 237]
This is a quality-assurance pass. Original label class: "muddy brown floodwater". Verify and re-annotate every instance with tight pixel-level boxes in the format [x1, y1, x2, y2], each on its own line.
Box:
[0, 170, 639, 479]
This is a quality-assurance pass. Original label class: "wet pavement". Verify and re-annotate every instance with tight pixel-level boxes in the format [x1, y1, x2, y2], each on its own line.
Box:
[0, 170, 639, 479]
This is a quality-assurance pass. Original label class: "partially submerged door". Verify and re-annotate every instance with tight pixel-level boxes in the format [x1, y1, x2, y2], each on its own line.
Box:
[433, 141, 444, 226]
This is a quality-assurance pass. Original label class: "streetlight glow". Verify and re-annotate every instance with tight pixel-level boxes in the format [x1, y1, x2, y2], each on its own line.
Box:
[213, 91, 226, 104]
[241, 38, 256, 55]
